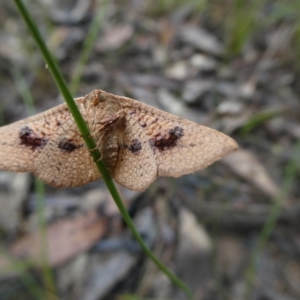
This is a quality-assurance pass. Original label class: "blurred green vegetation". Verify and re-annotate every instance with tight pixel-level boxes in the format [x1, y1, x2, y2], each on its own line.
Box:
[146, 0, 300, 61]
[2, 0, 300, 299]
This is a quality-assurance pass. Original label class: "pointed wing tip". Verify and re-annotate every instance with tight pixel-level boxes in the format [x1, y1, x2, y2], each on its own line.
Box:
[196, 136, 238, 173]
[203, 133, 238, 167]
[220, 135, 239, 158]
[228, 138, 239, 152]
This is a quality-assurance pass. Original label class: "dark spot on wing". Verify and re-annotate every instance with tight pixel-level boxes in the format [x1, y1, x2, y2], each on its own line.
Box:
[19, 126, 48, 150]
[136, 116, 147, 128]
[169, 126, 184, 138]
[127, 139, 142, 153]
[58, 138, 83, 153]
[131, 139, 142, 153]
[149, 126, 184, 152]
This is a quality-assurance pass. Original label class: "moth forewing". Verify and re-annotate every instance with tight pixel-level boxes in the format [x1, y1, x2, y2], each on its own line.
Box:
[0, 89, 238, 191]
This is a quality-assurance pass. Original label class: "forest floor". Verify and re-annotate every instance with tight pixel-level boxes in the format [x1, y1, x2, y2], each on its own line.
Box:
[1, 1, 300, 300]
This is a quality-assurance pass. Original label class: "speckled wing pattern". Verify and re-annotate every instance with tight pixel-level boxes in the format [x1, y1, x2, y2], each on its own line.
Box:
[35, 116, 99, 188]
[0, 90, 238, 191]
[0, 99, 101, 188]
[109, 91, 238, 190]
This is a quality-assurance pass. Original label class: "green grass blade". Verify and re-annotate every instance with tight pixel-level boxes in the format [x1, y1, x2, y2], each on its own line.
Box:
[245, 141, 300, 299]
[69, 0, 107, 95]
[0, 247, 45, 300]
[12, 66, 57, 299]
[35, 178, 58, 299]
[240, 109, 286, 135]
[12, 67, 36, 115]
[13, 0, 193, 298]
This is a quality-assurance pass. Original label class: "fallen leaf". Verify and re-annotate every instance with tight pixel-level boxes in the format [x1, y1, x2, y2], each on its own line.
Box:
[222, 148, 279, 198]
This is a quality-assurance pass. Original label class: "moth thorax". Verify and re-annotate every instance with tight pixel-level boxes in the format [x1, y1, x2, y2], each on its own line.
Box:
[103, 98, 122, 116]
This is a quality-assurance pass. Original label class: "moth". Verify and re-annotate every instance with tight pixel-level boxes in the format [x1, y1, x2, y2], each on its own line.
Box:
[0, 90, 238, 191]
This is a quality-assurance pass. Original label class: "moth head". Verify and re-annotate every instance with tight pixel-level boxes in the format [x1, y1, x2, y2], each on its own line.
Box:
[85, 90, 122, 117]
[99, 92, 107, 103]
[89, 90, 107, 107]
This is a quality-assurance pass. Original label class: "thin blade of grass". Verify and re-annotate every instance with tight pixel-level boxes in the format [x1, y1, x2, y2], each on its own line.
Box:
[245, 141, 300, 299]
[13, 0, 193, 298]
[12, 66, 57, 299]
[0, 247, 46, 300]
[69, 0, 108, 95]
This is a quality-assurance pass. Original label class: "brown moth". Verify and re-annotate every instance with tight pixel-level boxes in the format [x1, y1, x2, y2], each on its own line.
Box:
[0, 90, 238, 191]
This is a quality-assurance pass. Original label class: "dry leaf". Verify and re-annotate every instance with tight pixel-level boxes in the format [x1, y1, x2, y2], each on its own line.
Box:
[6, 210, 106, 269]
[222, 148, 279, 198]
